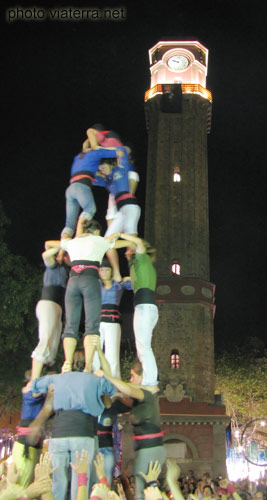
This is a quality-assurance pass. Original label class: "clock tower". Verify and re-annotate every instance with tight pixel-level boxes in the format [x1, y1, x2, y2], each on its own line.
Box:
[144, 41, 228, 476]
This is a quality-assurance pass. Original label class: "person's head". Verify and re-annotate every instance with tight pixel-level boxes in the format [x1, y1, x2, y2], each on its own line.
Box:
[129, 475, 135, 486]
[99, 258, 113, 281]
[189, 483, 196, 492]
[197, 480, 204, 493]
[254, 493, 264, 500]
[203, 485, 213, 498]
[56, 251, 71, 267]
[130, 361, 143, 384]
[99, 158, 118, 176]
[125, 246, 136, 261]
[202, 473, 211, 484]
[106, 130, 122, 142]
[183, 483, 190, 494]
[91, 123, 105, 131]
[73, 350, 85, 371]
[81, 219, 102, 235]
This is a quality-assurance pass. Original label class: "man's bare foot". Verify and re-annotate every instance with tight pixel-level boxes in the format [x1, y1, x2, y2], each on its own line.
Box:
[61, 361, 73, 373]
[56, 249, 66, 264]
[112, 272, 122, 283]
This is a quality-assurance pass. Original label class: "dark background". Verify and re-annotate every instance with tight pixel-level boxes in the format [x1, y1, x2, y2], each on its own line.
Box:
[1, 0, 267, 351]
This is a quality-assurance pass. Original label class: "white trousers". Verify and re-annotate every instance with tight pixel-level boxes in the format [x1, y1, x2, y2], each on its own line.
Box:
[105, 204, 141, 236]
[93, 322, 121, 379]
[133, 304, 159, 386]
[31, 300, 62, 365]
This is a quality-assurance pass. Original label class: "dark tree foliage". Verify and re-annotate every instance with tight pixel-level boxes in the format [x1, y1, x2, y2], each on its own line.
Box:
[0, 202, 42, 410]
[215, 338, 267, 424]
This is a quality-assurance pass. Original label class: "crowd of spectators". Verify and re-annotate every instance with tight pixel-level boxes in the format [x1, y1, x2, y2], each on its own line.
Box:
[1, 448, 266, 500]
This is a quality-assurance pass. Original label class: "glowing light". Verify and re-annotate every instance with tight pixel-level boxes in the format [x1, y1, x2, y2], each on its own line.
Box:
[144, 84, 163, 101]
[171, 349, 180, 369]
[172, 261, 180, 275]
[260, 421, 265, 427]
[181, 84, 212, 102]
[145, 83, 212, 103]
[173, 166, 181, 182]
[226, 453, 267, 482]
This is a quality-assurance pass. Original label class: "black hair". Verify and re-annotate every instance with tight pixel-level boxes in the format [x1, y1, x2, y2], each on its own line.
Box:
[91, 123, 105, 131]
[105, 130, 122, 142]
[203, 486, 213, 495]
[100, 257, 112, 269]
[131, 360, 143, 375]
[81, 219, 102, 234]
[99, 157, 118, 167]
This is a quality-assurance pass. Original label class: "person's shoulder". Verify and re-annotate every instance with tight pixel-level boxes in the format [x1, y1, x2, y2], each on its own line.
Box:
[135, 252, 149, 261]
[143, 389, 158, 401]
[111, 280, 123, 289]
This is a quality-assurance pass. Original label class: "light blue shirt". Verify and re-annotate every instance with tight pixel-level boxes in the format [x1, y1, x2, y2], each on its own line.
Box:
[32, 372, 116, 417]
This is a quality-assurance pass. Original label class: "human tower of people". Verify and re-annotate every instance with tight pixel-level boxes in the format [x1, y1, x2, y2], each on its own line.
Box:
[1, 125, 164, 500]
[0, 126, 254, 500]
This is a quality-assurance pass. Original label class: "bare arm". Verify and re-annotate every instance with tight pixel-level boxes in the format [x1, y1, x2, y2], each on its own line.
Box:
[113, 239, 136, 250]
[42, 247, 58, 267]
[104, 233, 136, 250]
[28, 386, 54, 446]
[82, 138, 91, 152]
[165, 459, 185, 500]
[130, 383, 159, 394]
[87, 128, 100, 149]
[97, 347, 111, 376]
[44, 240, 61, 250]
[41, 493, 55, 500]
[119, 233, 145, 253]
[128, 171, 139, 195]
[94, 370, 144, 400]
[219, 479, 243, 500]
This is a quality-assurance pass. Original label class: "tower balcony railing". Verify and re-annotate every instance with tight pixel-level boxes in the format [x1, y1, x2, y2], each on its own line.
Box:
[145, 83, 212, 103]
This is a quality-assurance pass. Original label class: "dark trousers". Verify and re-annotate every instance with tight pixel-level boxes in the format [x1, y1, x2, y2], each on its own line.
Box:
[62, 275, 101, 339]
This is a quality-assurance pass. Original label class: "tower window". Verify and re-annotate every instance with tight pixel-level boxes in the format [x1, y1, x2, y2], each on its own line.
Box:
[171, 349, 180, 369]
[172, 259, 180, 275]
[173, 166, 181, 182]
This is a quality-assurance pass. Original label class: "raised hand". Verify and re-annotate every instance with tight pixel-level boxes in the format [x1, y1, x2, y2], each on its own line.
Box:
[144, 486, 163, 500]
[70, 449, 90, 474]
[94, 369, 105, 378]
[166, 459, 181, 483]
[26, 476, 52, 498]
[35, 452, 56, 480]
[91, 483, 110, 500]
[94, 452, 105, 480]
[140, 461, 161, 483]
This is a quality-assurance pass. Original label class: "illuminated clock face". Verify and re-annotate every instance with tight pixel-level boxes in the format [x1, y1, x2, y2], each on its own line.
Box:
[167, 55, 189, 71]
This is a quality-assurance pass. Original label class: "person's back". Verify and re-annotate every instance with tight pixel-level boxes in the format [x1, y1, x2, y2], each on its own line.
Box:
[32, 371, 116, 500]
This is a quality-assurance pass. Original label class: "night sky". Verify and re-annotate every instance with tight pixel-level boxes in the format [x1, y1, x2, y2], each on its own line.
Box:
[2, 0, 267, 350]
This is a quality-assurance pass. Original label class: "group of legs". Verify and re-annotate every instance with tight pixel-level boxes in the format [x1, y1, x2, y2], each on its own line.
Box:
[27, 126, 160, 494]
